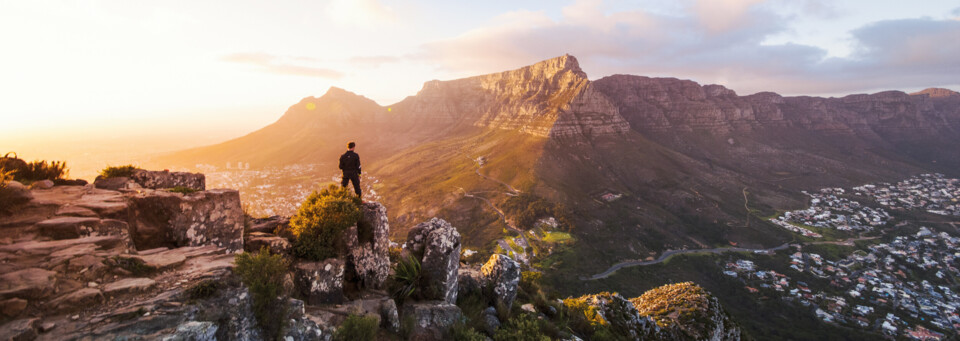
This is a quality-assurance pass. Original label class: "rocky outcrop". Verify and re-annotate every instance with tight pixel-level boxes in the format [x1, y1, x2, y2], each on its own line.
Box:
[127, 189, 244, 252]
[244, 232, 292, 255]
[565, 292, 660, 340]
[342, 202, 391, 290]
[480, 254, 521, 310]
[1, 180, 33, 207]
[400, 301, 462, 341]
[94, 169, 205, 192]
[294, 259, 345, 305]
[406, 218, 461, 304]
[632, 282, 741, 341]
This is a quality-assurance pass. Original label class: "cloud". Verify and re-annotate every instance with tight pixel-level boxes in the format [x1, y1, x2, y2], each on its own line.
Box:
[415, 0, 959, 96]
[221, 53, 343, 79]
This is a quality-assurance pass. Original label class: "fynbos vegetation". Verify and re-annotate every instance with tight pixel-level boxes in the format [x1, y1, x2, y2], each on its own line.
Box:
[290, 184, 362, 260]
[234, 247, 290, 339]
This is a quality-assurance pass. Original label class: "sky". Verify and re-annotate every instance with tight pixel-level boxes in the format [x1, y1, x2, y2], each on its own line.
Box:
[1, 0, 959, 151]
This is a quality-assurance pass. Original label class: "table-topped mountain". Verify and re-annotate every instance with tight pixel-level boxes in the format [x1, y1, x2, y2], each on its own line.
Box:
[151, 55, 960, 279]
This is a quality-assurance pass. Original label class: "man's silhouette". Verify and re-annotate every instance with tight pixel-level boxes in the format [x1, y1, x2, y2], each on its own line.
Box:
[339, 141, 362, 197]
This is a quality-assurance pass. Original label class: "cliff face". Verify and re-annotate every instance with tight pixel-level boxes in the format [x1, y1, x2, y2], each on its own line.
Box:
[593, 75, 960, 142]
[392, 54, 630, 138]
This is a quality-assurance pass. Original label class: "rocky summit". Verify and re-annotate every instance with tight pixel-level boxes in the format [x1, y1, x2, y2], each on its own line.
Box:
[0, 169, 744, 340]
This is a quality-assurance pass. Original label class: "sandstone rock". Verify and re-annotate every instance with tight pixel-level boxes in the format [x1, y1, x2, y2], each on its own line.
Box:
[54, 205, 98, 217]
[520, 303, 535, 313]
[162, 321, 217, 341]
[0, 268, 56, 300]
[102, 277, 156, 295]
[0, 317, 39, 341]
[0, 298, 27, 317]
[294, 259, 345, 305]
[247, 216, 289, 234]
[342, 202, 391, 289]
[400, 301, 462, 341]
[1, 180, 33, 206]
[93, 176, 139, 191]
[75, 190, 129, 219]
[244, 232, 291, 255]
[127, 189, 244, 252]
[49, 288, 103, 311]
[28, 180, 54, 190]
[67, 254, 104, 273]
[130, 169, 205, 191]
[414, 218, 461, 304]
[35, 217, 100, 240]
[122, 250, 187, 270]
[480, 254, 521, 310]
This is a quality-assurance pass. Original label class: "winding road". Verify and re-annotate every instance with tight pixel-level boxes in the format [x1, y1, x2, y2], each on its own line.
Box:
[584, 235, 881, 280]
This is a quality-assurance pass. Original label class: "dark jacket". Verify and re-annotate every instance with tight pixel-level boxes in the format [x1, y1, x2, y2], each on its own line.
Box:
[339, 150, 361, 174]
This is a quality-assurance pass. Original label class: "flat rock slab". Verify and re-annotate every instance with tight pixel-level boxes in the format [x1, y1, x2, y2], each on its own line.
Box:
[0, 317, 40, 341]
[102, 278, 156, 295]
[0, 268, 57, 300]
[49, 288, 104, 311]
[178, 254, 234, 279]
[0, 298, 28, 317]
[122, 252, 186, 270]
[35, 217, 101, 240]
[0, 236, 120, 257]
[55, 205, 99, 218]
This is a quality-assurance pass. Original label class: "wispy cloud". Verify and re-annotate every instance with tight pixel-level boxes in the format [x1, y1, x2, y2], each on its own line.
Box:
[415, 0, 959, 96]
[221, 53, 343, 79]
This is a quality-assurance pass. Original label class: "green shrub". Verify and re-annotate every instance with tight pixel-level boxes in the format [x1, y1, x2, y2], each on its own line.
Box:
[501, 194, 574, 231]
[234, 247, 290, 339]
[333, 314, 379, 341]
[99, 165, 138, 179]
[450, 322, 487, 341]
[389, 254, 422, 304]
[2, 153, 68, 183]
[186, 279, 220, 300]
[290, 185, 362, 260]
[493, 313, 551, 341]
[167, 186, 199, 194]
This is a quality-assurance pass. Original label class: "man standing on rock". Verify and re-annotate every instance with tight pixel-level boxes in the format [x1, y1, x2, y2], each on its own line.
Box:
[339, 141, 362, 198]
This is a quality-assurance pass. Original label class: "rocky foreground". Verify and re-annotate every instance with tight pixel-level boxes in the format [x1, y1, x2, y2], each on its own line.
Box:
[0, 170, 741, 340]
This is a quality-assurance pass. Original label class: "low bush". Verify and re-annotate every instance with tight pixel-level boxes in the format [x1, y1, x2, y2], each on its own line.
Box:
[290, 184, 362, 260]
[450, 321, 487, 341]
[167, 186, 199, 194]
[0, 153, 68, 183]
[99, 165, 138, 179]
[333, 314, 379, 341]
[501, 194, 574, 231]
[493, 313, 551, 341]
[186, 279, 220, 300]
[234, 247, 290, 339]
[0, 168, 17, 214]
[389, 254, 422, 304]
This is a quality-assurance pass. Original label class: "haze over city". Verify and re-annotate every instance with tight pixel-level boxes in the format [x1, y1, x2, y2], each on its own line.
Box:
[2, 0, 958, 163]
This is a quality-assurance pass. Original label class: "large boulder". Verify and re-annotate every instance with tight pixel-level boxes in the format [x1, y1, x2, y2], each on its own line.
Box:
[480, 254, 521, 310]
[342, 202, 391, 289]
[294, 259, 345, 305]
[400, 301, 462, 341]
[406, 218, 461, 304]
[126, 189, 244, 252]
[1, 180, 33, 207]
[130, 169, 205, 191]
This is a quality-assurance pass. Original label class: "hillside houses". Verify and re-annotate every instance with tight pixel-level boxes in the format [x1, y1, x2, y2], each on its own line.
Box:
[854, 174, 960, 217]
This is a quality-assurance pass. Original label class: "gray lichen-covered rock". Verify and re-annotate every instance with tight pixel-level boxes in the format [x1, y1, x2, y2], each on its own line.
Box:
[401, 301, 462, 341]
[480, 254, 521, 310]
[93, 176, 140, 191]
[406, 218, 461, 304]
[130, 169, 205, 191]
[457, 266, 484, 299]
[163, 321, 218, 341]
[480, 306, 501, 336]
[381, 298, 400, 334]
[568, 292, 659, 340]
[294, 259, 345, 305]
[127, 189, 244, 252]
[342, 202, 391, 289]
[283, 298, 328, 341]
